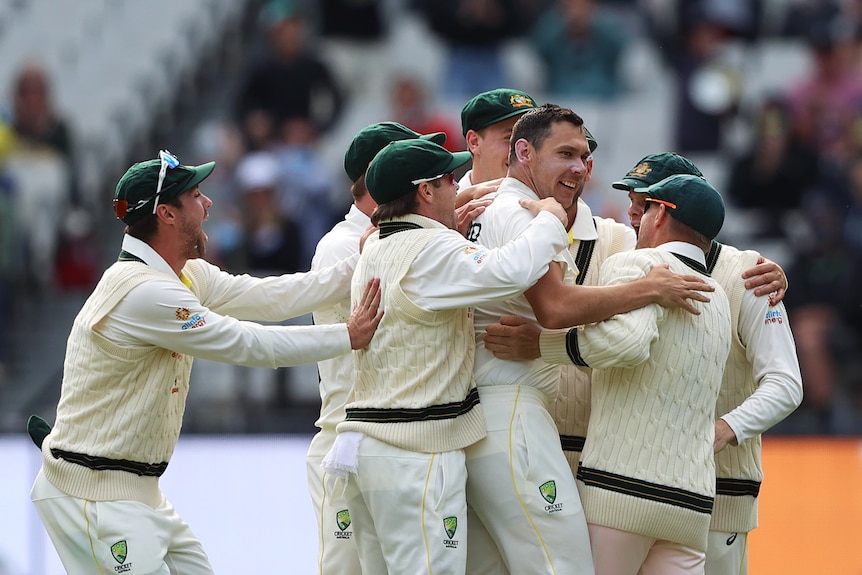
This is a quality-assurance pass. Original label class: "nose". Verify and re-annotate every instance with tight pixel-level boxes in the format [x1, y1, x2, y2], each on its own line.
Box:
[203, 193, 214, 208]
[570, 158, 587, 175]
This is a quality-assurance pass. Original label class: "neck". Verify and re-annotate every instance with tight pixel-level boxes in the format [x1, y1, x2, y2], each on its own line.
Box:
[471, 162, 502, 186]
[147, 236, 187, 278]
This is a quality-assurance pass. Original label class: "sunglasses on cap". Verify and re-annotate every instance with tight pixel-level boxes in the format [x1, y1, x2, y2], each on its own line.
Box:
[410, 172, 457, 186]
[113, 150, 181, 220]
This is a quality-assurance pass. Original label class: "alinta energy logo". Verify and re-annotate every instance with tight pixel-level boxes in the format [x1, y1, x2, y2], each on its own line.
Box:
[335, 509, 352, 540]
[443, 516, 459, 549]
[539, 480, 563, 513]
[110, 540, 132, 573]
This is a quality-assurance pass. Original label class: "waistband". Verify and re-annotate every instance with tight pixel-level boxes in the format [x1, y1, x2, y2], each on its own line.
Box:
[51, 448, 168, 477]
[477, 383, 551, 408]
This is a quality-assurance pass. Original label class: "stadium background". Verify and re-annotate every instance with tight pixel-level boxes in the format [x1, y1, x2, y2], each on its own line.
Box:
[0, 0, 859, 573]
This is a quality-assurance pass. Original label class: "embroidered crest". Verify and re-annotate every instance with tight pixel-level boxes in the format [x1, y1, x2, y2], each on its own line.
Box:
[626, 162, 652, 179]
[510, 94, 535, 108]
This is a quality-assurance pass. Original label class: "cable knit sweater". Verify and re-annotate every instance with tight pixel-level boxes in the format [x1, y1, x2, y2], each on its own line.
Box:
[541, 247, 731, 551]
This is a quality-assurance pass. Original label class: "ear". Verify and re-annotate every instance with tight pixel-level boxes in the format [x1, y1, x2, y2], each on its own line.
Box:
[652, 204, 671, 228]
[513, 138, 530, 163]
[416, 182, 435, 205]
[155, 203, 177, 224]
[465, 129, 481, 153]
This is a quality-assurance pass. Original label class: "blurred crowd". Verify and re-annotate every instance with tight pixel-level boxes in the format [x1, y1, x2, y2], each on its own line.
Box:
[1, 0, 860, 433]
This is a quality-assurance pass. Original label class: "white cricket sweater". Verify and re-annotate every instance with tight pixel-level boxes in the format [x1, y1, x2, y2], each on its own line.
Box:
[542, 246, 731, 551]
[553, 213, 634, 470]
[42, 264, 191, 507]
[338, 222, 486, 453]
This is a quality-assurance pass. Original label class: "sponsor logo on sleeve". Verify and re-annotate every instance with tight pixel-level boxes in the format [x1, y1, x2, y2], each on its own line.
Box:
[463, 245, 488, 265]
[764, 309, 784, 325]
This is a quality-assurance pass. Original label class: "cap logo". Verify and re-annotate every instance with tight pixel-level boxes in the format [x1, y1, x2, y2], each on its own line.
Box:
[510, 94, 535, 108]
[627, 162, 652, 178]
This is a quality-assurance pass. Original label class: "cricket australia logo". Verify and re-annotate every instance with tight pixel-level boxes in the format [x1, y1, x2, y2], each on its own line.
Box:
[334, 509, 353, 540]
[540, 480, 563, 513]
[443, 516, 459, 549]
[110, 540, 132, 573]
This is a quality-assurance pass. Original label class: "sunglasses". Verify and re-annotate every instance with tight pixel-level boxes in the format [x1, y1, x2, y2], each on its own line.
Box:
[644, 197, 677, 210]
[113, 150, 181, 220]
[411, 171, 456, 186]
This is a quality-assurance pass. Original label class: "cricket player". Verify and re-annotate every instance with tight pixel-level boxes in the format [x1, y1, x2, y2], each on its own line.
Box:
[331, 138, 570, 574]
[29, 151, 382, 575]
[306, 121, 445, 575]
[463, 104, 715, 575]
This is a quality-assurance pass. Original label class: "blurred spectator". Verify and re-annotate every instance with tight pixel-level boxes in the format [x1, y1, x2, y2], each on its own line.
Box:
[783, 194, 862, 434]
[645, 0, 751, 153]
[7, 63, 75, 184]
[726, 96, 819, 238]
[188, 119, 247, 272]
[2, 63, 75, 292]
[784, 14, 862, 166]
[529, 0, 628, 99]
[415, 0, 521, 96]
[389, 73, 463, 152]
[273, 117, 339, 268]
[236, 150, 305, 274]
[235, 0, 344, 148]
[315, 0, 391, 100]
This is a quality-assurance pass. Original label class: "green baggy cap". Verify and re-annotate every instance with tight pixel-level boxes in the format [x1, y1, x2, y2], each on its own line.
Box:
[344, 122, 446, 183]
[366, 139, 472, 204]
[636, 174, 725, 240]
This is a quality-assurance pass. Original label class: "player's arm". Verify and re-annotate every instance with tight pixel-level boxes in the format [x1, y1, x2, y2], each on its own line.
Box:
[189, 252, 359, 322]
[106, 277, 382, 367]
[741, 255, 788, 305]
[408, 202, 569, 310]
[714, 294, 803, 453]
[524, 261, 713, 330]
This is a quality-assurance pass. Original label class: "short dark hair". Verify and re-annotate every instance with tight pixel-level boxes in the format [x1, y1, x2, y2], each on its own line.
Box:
[509, 104, 585, 160]
[370, 189, 419, 226]
[351, 173, 369, 203]
[126, 195, 184, 242]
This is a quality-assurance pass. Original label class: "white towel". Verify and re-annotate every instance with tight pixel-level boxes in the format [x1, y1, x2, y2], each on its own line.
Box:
[321, 431, 364, 480]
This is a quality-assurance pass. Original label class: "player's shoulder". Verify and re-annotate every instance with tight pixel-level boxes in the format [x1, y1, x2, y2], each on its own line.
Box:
[712, 242, 762, 275]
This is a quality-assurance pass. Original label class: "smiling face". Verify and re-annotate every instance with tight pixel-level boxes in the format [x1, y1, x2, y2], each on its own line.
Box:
[519, 121, 591, 209]
[468, 115, 521, 182]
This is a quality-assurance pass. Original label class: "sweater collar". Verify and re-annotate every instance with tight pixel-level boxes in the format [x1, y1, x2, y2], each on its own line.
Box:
[119, 235, 183, 281]
[378, 213, 446, 239]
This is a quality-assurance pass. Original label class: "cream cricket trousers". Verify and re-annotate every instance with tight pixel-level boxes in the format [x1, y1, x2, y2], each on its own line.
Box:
[307, 430, 362, 575]
[343, 436, 469, 574]
[465, 385, 594, 575]
[30, 470, 214, 575]
[704, 530, 748, 575]
[588, 524, 706, 575]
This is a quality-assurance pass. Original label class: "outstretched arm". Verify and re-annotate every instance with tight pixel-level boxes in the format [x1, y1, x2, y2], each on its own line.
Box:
[525, 262, 714, 330]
